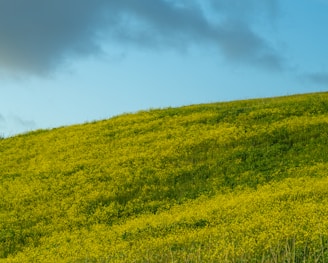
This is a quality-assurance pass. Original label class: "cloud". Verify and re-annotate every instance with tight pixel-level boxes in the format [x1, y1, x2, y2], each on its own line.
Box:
[12, 115, 37, 130]
[215, 20, 283, 70]
[209, 0, 278, 22]
[0, 113, 36, 136]
[0, 0, 110, 75]
[0, 0, 283, 76]
[305, 72, 328, 86]
[0, 114, 6, 137]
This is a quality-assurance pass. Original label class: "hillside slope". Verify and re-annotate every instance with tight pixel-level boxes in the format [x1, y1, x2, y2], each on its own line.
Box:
[1, 92, 328, 262]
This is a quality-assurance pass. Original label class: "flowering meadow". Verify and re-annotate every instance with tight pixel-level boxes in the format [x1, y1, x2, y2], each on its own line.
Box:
[1, 92, 328, 262]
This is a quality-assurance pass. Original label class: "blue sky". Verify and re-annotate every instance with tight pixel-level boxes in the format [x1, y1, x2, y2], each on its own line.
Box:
[0, 0, 327, 137]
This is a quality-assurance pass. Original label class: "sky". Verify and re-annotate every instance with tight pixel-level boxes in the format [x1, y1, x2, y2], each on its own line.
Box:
[0, 0, 328, 137]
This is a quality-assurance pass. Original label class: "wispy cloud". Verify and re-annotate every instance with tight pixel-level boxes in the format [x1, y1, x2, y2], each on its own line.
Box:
[0, 114, 5, 138]
[12, 116, 37, 130]
[215, 20, 283, 71]
[0, 0, 284, 76]
[0, 114, 36, 137]
[0, 113, 5, 122]
[209, 0, 278, 21]
[305, 72, 328, 86]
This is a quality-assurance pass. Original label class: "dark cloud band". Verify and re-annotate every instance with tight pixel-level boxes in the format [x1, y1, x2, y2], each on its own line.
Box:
[0, 0, 109, 74]
[0, 0, 282, 75]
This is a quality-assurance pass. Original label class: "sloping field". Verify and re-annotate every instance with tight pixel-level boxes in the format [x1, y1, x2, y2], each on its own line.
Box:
[1, 92, 328, 262]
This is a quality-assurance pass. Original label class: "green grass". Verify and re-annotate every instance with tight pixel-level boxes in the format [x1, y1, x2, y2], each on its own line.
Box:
[1, 92, 328, 262]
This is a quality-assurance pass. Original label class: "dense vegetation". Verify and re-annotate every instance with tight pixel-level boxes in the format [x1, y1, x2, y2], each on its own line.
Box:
[1, 92, 328, 262]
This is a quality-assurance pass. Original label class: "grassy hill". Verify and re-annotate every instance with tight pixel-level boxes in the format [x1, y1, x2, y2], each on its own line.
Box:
[1, 92, 328, 262]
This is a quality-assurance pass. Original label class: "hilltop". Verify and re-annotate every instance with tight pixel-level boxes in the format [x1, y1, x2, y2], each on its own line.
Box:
[1, 92, 328, 262]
